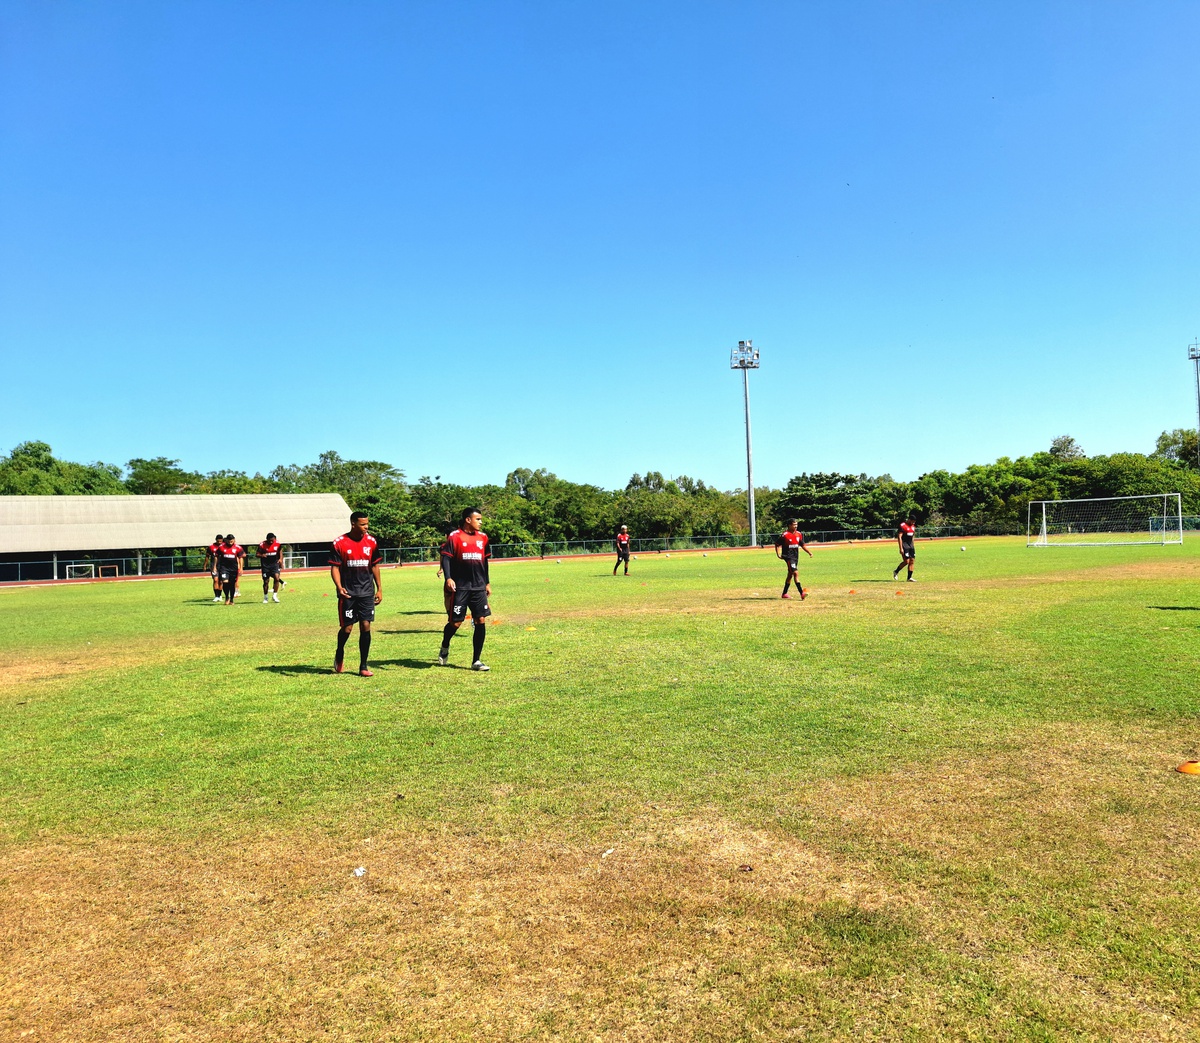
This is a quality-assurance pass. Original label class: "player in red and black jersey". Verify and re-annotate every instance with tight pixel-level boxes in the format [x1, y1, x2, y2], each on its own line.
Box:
[436, 529, 460, 614]
[204, 533, 224, 602]
[258, 533, 284, 603]
[216, 535, 245, 605]
[893, 516, 917, 582]
[329, 511, 383, 676]
[774, 520, 813, 600]
[438, 507, 492, 671]
[613, 525, 630, 575]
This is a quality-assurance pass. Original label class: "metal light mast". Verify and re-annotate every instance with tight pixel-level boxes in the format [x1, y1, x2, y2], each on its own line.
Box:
[730, 339, 761, 547]
[1190, 338, 1200, 469]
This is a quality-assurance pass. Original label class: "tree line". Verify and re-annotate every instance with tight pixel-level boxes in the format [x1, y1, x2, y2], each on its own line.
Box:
[3, 432, 1198, 547]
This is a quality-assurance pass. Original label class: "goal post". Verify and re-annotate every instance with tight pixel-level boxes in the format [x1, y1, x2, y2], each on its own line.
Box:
[65, 564, 95, 579]
[1027, 493, 1183, 547]
[282, 554, 307, 568]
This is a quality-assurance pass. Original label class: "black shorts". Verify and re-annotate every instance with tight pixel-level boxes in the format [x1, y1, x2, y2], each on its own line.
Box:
[901, 542, 915, 559]
[451, 586, 491, 621]
[616, 548, 629, 561]
[339, 594, 376, 626]
[261, 565, 282, 579]
[218, 568, 239, 585]
[783, 553, 800, 571]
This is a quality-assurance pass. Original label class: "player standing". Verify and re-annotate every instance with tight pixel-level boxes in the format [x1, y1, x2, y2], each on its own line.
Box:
[329, 511, 383, 677]
[613, 524, 630, 575]
[258, 532, 284, 603]
[204, 533, 224, 602]
[438, 507, 491, 671]
[893, 515, 917, 582]
[216, 534, 245, 605]
[774, 520, 812, 600]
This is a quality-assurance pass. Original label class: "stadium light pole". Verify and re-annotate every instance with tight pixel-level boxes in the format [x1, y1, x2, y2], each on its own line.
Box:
[730, 339, 761, 547]
[1190, 338, 1200, 469]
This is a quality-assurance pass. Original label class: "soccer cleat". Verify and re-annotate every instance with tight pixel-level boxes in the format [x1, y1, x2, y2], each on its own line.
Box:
[471, 661, 490, 672]
[359, 667, 374, 677]
[334, 659, 345, 674]
[437, 650, 449, 666]
[272, 594, 280, 603]
[279, 580, 286, 587]
[781, 593, 792, 599]
[234, 591, 241, 597]
[213, 595, 222, 602]
[907, 577, 916, 583]
[263, 596, 269, 603]
[800, 589, 807, 600]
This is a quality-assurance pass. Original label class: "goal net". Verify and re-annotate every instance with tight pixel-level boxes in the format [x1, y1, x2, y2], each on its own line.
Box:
[65, 564, 95, 579]
[1027, 493, 1183, 546]
[283, 554, 307, 568]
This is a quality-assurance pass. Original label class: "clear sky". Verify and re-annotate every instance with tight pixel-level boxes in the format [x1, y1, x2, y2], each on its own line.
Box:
[2, 1, 1198, 490]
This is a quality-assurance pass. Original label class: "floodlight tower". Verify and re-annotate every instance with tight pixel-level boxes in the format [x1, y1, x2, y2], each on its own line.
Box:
[1190, 338, 1200, 469]
[730, 339, 761, 547]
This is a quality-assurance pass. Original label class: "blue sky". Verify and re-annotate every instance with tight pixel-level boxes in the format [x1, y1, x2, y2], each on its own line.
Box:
[2, 1, 1198, 490]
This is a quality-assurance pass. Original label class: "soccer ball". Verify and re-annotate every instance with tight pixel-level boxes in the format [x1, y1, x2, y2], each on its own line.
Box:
[961, 546, 966, 551]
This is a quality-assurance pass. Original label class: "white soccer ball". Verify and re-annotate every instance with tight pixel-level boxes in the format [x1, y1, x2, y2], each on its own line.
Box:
[961, 546, 966, 551]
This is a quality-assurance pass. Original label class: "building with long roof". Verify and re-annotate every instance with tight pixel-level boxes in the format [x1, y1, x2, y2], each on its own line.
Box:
[0, 493, 353, 581]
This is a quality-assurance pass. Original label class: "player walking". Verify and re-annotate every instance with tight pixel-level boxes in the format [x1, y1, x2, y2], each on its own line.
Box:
[775, 520, 812, 600]
[438, 507, 491, 671]
[329, 512, 383, 677]
[613, 524, 630, 575]
[893, 515, 917, 582]
[204, 533, 224, 602]
[258, 532, 284, 603]
[216, 534, 245, 605]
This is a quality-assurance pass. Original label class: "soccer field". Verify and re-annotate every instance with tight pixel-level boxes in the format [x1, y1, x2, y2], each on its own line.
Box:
[3, 537, 1200, 1040]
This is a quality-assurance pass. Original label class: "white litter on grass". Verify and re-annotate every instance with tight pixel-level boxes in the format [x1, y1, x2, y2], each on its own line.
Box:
[601, 848, 615, 859]
[353, 866, 366, 877]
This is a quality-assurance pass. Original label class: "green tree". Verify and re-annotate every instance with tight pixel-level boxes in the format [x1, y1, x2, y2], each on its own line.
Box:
[0, 441, 126, 495]
[125, 457, 203, 494]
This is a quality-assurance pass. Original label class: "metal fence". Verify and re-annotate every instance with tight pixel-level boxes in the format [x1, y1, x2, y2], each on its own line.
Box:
[1, 523, 1032, 583]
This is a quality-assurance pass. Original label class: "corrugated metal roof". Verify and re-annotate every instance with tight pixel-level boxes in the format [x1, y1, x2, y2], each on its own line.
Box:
[0, 494, 354, 552]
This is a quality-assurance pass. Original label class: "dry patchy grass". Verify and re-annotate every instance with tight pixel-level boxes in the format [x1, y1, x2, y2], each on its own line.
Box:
[5, 722, 1199, 1042]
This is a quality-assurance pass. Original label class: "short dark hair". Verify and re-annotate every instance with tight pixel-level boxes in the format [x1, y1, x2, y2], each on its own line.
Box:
[266, 532, 276, 540]
[350, 511, 368, 524]
[225, 534, 235, 541]
[461, 506, 481, 522]
[215, 533, 223, 540]
[787, 518, 798, 526]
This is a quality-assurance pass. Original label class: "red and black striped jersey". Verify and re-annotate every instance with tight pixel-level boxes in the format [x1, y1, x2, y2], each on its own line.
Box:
[443, 529, 490, 589]
[258, 540, 282, 567]
[329, 532, 382, 597]
[777, 531, 806, 557]
[218, 543, 245, 570]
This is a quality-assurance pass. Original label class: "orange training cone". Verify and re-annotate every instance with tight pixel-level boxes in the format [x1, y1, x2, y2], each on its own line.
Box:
[1176, 761, 1200, 775]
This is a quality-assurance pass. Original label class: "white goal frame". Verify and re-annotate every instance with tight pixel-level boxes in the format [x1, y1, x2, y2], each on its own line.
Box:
[65, 564, 95, 579]
[282, 554, 307, 568]
[1027, 493, 1183, 547]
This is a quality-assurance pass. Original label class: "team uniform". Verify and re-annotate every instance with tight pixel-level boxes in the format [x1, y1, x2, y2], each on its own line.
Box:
[329, 531, 383, 626]
[894, 521, 916, 581]
[217, 542, 245, 602]
[207, 538, 224, 600]
[442, 529, 491, 622]
[259, 539, 283, 578]
[614, 531, 630, 575]
[259, 538, 283, 601]
[776, 529, 808, 599]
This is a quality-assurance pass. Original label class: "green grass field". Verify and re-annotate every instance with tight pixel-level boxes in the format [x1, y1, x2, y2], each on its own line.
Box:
[3, 537, 1200, 1040]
